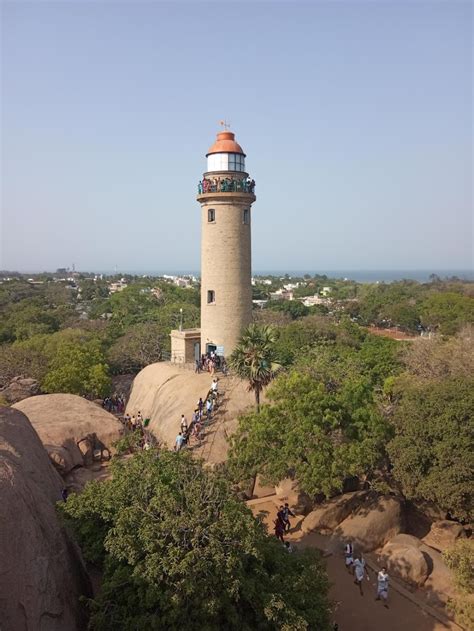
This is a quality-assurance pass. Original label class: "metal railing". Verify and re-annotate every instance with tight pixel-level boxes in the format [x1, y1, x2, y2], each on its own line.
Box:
[198, 177, 256, 194]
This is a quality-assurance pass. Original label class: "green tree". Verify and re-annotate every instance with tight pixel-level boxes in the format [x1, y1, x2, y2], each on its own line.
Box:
[0, 343, 48, 386]
[228, 366, 390, 498]
[60, 451, 331, 631]
[107, 322, 167, 373]
[443, 540, 474, 629]
[272, 316, 337, 366]
[387, 377, 474, 521]
[267, 300, 309, 320]
[420, 292, 474, 335]
[229, 324, 281, 411]
[41, 333, 111, 397]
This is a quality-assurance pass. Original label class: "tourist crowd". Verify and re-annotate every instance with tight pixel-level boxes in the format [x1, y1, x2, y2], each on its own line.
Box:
[195, 351, 228, 375]
[198, 176, 256, 195]
[174, 377, 220, 451]
[102, 394, 126, 414]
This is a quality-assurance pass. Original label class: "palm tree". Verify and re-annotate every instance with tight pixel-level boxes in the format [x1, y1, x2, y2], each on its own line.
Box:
[228, 323, 281, 411]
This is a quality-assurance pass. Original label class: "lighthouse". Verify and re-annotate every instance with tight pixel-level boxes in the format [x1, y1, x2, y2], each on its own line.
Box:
[197, 129, 256, 358]
[170, 128, 256, 364]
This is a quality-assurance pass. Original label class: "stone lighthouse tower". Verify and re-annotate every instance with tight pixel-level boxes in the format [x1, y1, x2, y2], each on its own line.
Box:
[197, 129, 256, 358]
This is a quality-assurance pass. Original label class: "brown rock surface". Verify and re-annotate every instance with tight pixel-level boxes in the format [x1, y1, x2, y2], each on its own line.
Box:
[335, 495, 405, 551]
[13, 393, 123, 474]
[0, 376, 41, 404]
[126, 363, 255, 463]
[423, 520, 466, 552]
[0, 406, 90, 630]
[274, 478, 313, 515]
[388, 533, 424, 548]
[380, 541, 430, 586]
[302, 491, 369, 534]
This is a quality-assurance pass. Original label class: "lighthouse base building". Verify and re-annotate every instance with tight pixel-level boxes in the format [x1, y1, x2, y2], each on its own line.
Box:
[170, 129, 256, 364]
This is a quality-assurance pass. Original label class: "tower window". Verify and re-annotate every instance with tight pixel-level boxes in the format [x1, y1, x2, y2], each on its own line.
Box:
[208, 209, 215, 222]
[243, 209, 250, 224]
[207, 290, 215, 304]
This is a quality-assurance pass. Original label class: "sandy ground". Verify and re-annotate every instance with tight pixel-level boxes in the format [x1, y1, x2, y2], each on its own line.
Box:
[249, 499, 460, 631]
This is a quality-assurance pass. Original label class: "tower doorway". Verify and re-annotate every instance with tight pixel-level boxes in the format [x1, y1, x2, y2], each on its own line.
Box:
[206, 343, 217, 355]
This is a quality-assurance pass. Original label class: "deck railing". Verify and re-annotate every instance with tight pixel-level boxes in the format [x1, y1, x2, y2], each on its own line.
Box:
[198, 177, 256, 195]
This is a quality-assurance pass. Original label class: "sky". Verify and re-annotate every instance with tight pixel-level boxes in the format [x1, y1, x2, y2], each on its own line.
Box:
[1, 0, 472, 273]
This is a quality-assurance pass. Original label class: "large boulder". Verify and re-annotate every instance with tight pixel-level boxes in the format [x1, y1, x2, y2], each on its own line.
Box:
[388, 533, 423, 548]
[13, 394, 123, 474]
[380, 540, 429, 586]
[423, 520, 467, 552]
[0, 406, 91, 630]
[0, 376, 41, 404]
[335, 495, 405, 551]
[126, 363, 256, 463]
[275, 478, 313, 515]
[302, 491, 369, 534]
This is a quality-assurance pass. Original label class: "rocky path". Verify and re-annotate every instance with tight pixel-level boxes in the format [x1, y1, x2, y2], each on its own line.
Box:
[249, 499, 462, 631]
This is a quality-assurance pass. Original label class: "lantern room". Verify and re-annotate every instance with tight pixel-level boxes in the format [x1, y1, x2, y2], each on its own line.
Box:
[206, 131, 246, 172]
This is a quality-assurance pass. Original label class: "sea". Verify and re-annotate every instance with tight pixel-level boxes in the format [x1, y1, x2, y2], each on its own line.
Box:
[112, 269, 474, 283]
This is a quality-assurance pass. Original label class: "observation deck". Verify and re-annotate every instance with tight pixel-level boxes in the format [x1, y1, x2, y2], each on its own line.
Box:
[196, 173, 256, 202]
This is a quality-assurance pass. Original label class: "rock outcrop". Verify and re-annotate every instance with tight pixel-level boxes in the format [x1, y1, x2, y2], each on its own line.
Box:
[302, 491, 369, 534]
[13, 394, 123, 474]
[0, 376, 41, 404]
[380, 537, 430, 586]
[423, 520, 467, 552]
[335, 494, 405, 551]
[275, 478, 313, 515]
[126, 363, 256, 463]
[0, 406, 91, 630]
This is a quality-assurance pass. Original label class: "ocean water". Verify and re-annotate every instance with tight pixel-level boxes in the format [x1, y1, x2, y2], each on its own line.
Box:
[115, 269, 473, 283]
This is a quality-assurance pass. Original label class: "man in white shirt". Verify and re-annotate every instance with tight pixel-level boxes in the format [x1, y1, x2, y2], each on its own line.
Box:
[376, 567, 389, 607]
[344, 542, 354, 573]
[353, 556, 367, 596]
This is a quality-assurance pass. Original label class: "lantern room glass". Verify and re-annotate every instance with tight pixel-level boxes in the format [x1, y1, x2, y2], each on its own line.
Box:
[207, 152, 245, 172]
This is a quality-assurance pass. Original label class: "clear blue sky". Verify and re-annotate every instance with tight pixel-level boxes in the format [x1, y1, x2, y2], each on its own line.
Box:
[1, 1, 472, 273]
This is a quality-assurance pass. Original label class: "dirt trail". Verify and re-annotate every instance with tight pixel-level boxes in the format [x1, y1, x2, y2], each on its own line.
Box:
[249, 500, 461, 631]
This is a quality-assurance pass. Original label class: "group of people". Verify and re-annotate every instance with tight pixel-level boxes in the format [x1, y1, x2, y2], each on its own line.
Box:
[195, 351, 227, 375]
[273, 503, 296, 543]
[344, 541, 390, 606]
[175, 378, 220, 451]
[198, 176, 256, 194]
[122, 411, 154, 450]
[102, 394, 126, 414]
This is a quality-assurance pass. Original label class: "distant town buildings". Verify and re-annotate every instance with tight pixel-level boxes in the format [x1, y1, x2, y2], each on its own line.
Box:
[108, 279, 128, 293]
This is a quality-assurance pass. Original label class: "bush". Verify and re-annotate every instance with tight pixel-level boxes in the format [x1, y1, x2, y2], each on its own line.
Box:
[444, 539, 474, 629]
[388, 378, 474, 521]
[60, 451, 331, 630]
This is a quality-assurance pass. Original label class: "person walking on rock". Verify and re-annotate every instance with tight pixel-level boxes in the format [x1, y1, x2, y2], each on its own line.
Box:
[375, 567, 389, 608]
[206, 397, 213, 421]
[353, 555, 368, 596]
[175, 432, 185, 452]
[180, 414, 188, 435]
[274, 517, 285, 543]
[344, 541, 354, 573]
[282, 502, 295, 532]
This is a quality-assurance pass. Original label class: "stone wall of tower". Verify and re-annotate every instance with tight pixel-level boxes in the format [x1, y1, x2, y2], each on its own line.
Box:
[199, 192, 254, 356]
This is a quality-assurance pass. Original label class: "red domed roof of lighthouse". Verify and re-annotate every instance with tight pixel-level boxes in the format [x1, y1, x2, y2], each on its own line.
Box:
[206, 131, 246, 157]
